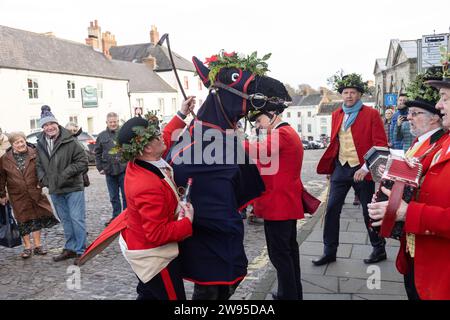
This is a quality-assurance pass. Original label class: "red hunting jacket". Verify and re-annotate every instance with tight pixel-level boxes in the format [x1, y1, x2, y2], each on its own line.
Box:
[245, 123, 305, 221]
[396, 134, 450, 300]
[317, 105, 388, 180]
[121, 116, 192, 250]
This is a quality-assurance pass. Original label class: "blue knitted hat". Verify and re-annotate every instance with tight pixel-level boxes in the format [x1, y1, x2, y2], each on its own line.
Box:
[39, 105, 58, 127]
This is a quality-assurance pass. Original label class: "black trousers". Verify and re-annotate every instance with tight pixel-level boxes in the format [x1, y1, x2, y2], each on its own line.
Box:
[264, 219, 303, 300]
[323, 161, 385, 256]
[404, 255, 421, 300]
[192, 282, 241, 300]
[136, 257, 186, 300]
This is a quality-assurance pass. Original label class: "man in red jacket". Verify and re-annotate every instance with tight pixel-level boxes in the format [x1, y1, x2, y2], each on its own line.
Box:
[115, 97, 196, 300]
[369, 76, 450, 300]
[246, 107, 304, 300]
[314, 73, 388, 266]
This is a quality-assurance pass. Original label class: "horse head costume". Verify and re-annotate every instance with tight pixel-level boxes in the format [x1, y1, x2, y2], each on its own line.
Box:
[165, 52, 292, 285]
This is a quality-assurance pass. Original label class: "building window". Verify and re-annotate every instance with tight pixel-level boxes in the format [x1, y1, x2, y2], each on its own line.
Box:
[321, 127, 327, 134]
[69, 116, 78, 124]
[297, 124, 301, 133]
[67, 80, 76, 99]
[172, 98, 177, 113]
[30, 118, 40, 131]
[286, 112, 291, 118]
[307, 111, 312, 117]
[27, 78, 39, 99]
[97, 83, 103, 99]
[297, 112, 301, 118]
[307, 124, 312, 133]
[320, 118, 327, 124]
[184, 76, 189, 90]
[136, 98, 144, 107]
[198, 79, 203, 90]
[158, 98, 165, 114]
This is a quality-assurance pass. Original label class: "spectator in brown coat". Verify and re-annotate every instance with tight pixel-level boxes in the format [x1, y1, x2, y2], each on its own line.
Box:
[0, 132, 59, 258]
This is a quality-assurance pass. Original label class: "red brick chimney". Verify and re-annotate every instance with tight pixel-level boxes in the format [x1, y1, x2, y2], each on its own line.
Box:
[143, 55, 157, 69]
[85, 20, 102, 52]
[150, 25, 160, 45]
[102, 31, 117, 60]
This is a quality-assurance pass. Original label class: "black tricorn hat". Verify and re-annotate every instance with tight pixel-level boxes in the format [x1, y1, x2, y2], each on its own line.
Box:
[117, 117, 149, 145]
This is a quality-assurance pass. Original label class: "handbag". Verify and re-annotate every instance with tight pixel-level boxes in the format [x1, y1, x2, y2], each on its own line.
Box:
[0, 204, 22, 248]
[302, 189, 321, 214]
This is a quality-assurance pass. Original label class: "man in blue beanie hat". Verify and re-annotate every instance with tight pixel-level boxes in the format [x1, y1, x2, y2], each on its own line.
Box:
[35, 105, 89, 265]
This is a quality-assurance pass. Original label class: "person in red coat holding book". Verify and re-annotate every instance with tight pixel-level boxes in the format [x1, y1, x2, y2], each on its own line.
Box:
[314, 73, 388, 266]
[369, 75, 450, 300]
[245, 102, 305, 300]
[115, 97, 196, 300]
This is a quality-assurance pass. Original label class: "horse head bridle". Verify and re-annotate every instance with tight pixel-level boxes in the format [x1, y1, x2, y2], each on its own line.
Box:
[210, 81, 291, 130]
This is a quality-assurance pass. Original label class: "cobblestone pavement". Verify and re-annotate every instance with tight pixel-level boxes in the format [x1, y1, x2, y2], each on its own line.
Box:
[0, 149, 327, 300]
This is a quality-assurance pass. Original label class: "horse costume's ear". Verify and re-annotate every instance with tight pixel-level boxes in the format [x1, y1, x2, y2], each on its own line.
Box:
[192, 56, 211, 88]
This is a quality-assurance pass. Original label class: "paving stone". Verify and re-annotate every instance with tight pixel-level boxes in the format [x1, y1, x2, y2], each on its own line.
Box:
[339, 278, 406, 295]
[350, 244, 400, 260]
[346, 221, 368, 232]
[302, 275, 338, 293]
[300, 241, 352, 258]
[338, 232, 368, 245]
[325, 258, 404, 282]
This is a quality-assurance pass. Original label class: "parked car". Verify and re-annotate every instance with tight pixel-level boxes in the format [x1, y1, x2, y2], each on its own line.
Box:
[26, 130, 96, 165]
[310, 140, 325, 149]
[302, 140, 312, 150]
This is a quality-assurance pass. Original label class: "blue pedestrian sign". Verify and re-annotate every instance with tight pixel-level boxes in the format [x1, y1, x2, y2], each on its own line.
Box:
[384, 94, 397, 107]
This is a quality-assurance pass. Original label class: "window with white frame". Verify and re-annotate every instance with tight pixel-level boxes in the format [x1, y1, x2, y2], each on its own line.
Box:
[297, 124, 302, 132]
[158, 98, 165, 114]
[67, 80, 76, 99]
[172, 98, 177, 113]
[29, 118, 40, 131]
[136, 98, 144, 107]
[307, 111, 312, 117]
[320, 117, 327, 124]
[97, 83, 103, 99]
[27, 78, 39, 99]
[297, 112, 301, 118]
[307, 124, 312, 133]
[286, 112, 291, 118]
[321, 127, 327, 134]
[69, 116, 78, 124]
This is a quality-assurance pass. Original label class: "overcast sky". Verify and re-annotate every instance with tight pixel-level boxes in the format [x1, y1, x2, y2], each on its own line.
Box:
[0, 0, 449, 89]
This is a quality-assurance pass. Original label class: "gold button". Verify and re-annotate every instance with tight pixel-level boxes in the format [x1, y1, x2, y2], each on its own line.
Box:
[425, 230, 431, 235]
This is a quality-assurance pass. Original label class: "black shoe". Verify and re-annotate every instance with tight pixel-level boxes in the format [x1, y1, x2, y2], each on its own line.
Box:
[363, 249, 387, 264]
[312, 254, 336, 266]
[53, 249, 77, 262]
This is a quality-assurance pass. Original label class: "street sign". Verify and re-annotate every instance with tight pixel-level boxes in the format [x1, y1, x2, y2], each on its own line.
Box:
[421, 33, 449, 69]
[384, 93, 397, 107]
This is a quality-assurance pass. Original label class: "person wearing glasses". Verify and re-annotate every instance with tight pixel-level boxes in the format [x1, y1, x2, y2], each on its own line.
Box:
[369, 74, 449, 300]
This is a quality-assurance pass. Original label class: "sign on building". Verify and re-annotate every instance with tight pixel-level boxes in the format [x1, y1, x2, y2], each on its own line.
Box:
[384, 93, 397, 107]
[419, 33, 449, 71]
[81, 86, 98, 108]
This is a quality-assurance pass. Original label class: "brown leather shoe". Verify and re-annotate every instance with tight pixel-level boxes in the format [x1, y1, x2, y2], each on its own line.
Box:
[53, 249, 77, 262]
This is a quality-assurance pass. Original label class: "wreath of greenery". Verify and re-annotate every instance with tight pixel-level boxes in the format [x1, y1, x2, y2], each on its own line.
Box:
[109, 111, 161, 162]
[406, 70, 441, 104]
[327, 70, 369, 94]
[204, 50, 271, 85]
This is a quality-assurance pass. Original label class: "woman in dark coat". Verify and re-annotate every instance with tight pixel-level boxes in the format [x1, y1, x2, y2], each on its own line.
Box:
[0, 132, 59, 258]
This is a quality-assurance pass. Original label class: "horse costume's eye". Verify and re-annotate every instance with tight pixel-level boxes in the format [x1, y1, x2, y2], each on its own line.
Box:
[231, 73, 239, 82]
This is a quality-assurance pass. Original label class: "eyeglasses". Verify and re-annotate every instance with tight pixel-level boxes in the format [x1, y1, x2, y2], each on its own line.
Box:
[407, 111, 426, 117]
